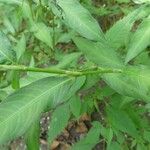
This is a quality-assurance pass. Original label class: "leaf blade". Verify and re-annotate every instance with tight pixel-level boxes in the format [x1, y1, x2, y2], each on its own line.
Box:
[125, 17, 150, 63]
[73, 37, 123, 68]
[48, 103, 70, 144]
[32, 22, 53, 48]
[56, 0, 105, 41]
[106, 6, 149, 49]
[71, 122, 101, 150]
[0, 31, 16, 63]
[25, 119, 40, 150]
[0, 76, 84, 144]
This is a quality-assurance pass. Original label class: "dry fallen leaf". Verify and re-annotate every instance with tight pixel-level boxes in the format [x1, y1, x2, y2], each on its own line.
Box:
[76, 122, 88, 133]
[79, 113, 91, 122]
[50, 140, 60, 150]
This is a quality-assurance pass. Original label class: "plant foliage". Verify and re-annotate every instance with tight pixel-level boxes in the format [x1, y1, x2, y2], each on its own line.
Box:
[0, 0, 150, 149]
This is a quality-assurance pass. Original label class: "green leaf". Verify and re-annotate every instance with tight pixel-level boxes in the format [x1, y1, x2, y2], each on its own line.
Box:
[48, 103, 70, 144]
[0, 76, 84, 144]
[25, 119, 40, 150]
[55, 0, 105, 41]
[31, 22, 53, 48]
[3, 17, 15, 34]
[133, 0, 150, 4]
[0, 0, 22, 5]
[126, 105, 149, 130]
[137, 143, 147, 150]
[22, 1, 33, 23]
[107, 142, 121, 150]
[0, 0, 32, 24]
[69, 96, 81, 118]
[0, 31, 16, 63]
[98, 124, 115, 143]
[143, 131, 150, 142]
[125, 17, 150, 63]
[115, 0, 130, 3]
[107, 106, 138, 137]
[0, 90, 7, 102]
[14, 34, 26, 61]
[71, 122, 101, 150]
[11, 71, 20, 90]
[81, 74, 100, 90]
[73, 37, 123, 68]
[74, 36, 150, 101]
[106, 6, 148, 49]
[107, 128, 113, 147]
[55, 52, 81, 69]
[100, 86, 115, 98]
[103, 66, 150, 101]
[134, 51, 150, 66]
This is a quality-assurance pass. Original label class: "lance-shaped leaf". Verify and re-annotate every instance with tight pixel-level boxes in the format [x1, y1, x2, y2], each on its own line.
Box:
[0, 76, 85, 144]
[103, 66, 150, 101]
[125, 17, 150, 63]
[31, 23, 53, 49]
[74, 37, 150, 101]
[0, 0, 33, 23]
[73, 37, 123, 68]
[48, 103, 70, 144]
[25, 119, 40, 150]
[0, 0, 21, 5]
[55, 0, 105, 41]
[71, 122, 101, 150]
[14, 34, 26, 61]
[133, 0, 150, 4]
[106, 6, 149, 49]
[0, 31, 16, 63]
[106, 106, 138, 138]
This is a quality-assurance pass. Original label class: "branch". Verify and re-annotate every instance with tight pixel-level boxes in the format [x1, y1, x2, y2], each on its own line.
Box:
[0, 65, 122, 76]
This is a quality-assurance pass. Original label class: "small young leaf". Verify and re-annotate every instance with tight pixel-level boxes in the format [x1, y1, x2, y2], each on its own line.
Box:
[69, 96, 81, 118]
[55, 52, 81, 69]
[14, 34, 26, 61]
[106, 6, 149, 49]
[107, 106, 138, 138]
[71, 122, 101, 150]
[125, 17, 150, 63]
[48, 103, 70, 144]
[0, 31, 16, 63]
[107, 142, 121, 150]
[32, 22, 53, 48]
[73, 37, 123, 68]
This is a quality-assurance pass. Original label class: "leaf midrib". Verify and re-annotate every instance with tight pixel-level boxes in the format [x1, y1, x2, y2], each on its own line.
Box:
[0, 78, 72, 127]
[58, 1, 101, 40]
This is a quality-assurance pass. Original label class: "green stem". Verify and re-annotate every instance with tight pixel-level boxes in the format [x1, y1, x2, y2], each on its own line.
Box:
[0, 65, 122, 76]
